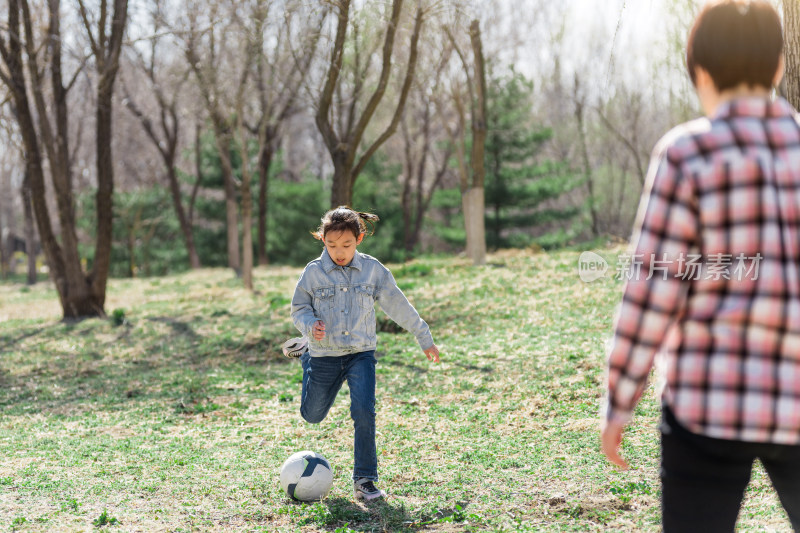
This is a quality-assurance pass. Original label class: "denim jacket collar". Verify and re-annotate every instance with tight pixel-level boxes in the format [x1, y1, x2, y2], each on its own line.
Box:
[320, 248, 364, 272]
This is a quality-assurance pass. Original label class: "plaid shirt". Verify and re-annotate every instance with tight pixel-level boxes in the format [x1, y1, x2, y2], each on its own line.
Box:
[606, 97, 800, 445]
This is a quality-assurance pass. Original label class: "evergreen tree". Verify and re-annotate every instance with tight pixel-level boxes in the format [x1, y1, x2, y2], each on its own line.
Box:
[484, 71, 580, 249]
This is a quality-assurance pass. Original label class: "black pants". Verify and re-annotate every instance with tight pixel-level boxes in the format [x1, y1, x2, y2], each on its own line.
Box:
[660, 405, 800, 532]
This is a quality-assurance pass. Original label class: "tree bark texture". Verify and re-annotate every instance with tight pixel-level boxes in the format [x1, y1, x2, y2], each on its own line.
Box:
[21, 170, 37, 285]
[466, 20, 487, 265]
[86, 0, 129, 311]
[785, 1, 800, 109]
[444, 19, 487, 265]
[216, 128, 242, 276]
[257, 143, 273, 265]
[0, 0, 126, 318]
[453, 20, 487, 265]
[237, 113, 254, 290]
[469, 21, 487, 192]
[1, 0, 67, 306]
[462, 187, 486, 265]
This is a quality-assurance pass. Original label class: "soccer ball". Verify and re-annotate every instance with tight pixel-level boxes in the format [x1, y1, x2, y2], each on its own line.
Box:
[280, 450, 334, 501]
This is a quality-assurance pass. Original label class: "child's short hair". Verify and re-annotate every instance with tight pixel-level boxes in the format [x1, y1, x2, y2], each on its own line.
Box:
[686, 0, 783, 91]
[312, 206, 379, 240]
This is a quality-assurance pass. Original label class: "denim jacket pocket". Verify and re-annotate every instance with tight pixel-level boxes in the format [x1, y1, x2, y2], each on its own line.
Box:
[353, 284, 376, 310]
[313, 287, 336, 311]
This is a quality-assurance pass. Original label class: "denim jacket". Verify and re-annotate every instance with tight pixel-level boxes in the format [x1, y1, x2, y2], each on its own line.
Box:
[291, 249, 434, 357]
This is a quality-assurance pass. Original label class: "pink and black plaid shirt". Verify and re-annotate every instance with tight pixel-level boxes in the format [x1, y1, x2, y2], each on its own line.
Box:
[606, 97, 800, 445]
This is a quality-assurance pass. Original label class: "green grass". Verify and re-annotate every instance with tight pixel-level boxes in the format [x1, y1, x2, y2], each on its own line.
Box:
[0, 250, 792, 531]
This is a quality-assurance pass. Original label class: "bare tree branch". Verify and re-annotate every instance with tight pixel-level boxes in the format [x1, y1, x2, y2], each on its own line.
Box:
[444, 23, 474, 109]
[353, 3, 424, 178]
[277, 7, 324, 123]
[350, 0, 405, 151]
[21, 0, 59, 181]
[344, 15, 362, 139]
[315, 0, 350, 152]
[76, 0, 100, 56]
[0, 67, 11, 89]
[64, 54, 92, 93]
[0, 30, 9, 67]
[595, 105, 646, 186]
[122, 83, 167, 160]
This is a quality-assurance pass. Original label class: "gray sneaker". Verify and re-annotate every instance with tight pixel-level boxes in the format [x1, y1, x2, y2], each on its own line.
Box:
[281, 337, 308, 359]
[354, 478, 386, 500]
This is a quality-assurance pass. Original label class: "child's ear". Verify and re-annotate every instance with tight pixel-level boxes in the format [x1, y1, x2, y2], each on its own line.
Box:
[356, 233, 365, 245]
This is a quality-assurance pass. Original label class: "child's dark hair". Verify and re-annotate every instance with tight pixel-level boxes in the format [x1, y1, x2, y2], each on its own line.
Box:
[312, 206, 380, 240]
[686, 0, 783, 92]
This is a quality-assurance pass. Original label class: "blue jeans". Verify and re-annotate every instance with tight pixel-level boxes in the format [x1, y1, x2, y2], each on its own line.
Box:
[300, 350, 378, 481]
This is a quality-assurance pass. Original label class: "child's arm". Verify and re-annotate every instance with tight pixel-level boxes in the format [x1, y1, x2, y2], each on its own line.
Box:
[290, 274, 319, 339]
[376, 269, 438, 361]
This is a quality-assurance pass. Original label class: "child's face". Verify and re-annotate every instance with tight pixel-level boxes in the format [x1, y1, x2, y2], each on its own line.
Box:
[324, 230, 364, 267]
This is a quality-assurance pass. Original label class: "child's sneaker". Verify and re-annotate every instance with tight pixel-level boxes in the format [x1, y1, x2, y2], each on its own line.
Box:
[353, 478, 386, 500]
[281, 337, 308, 359]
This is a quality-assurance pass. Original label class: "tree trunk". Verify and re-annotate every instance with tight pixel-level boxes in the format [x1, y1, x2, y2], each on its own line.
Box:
[48, 0, 97, 316]
[785, 2, 800, 109]
[401, 122, 414, 253]
[92, 77, 116, 310]
[257, 142, 273, 265]
[184, 24, 245, 277]
[241, 172, 254, 290]
[126, 208, 138, 278]
[464, 20, 487, 266]
[191, 120, 204, 223]
[166, 164, 201, 268]
[331, 152, 353, 207]
[86, 0, 128, 315]
[21, 170, 37, 285]
[1, 0, 119, 318]
[0, 162, 12, 279]
[238, 117, 254, 290]
[574, 77, 599, 237]
[211, 128, 242, 275]
[0, 233, 7, 281]
[4, 1, 69, 307]
[463, 187, 486, 265]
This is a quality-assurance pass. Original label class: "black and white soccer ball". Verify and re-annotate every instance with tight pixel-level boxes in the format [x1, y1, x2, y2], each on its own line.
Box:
[280, 450, 334, 501]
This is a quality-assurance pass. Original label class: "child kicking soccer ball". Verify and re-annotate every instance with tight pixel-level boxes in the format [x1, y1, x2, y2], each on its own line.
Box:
[286, 206, 440, 500]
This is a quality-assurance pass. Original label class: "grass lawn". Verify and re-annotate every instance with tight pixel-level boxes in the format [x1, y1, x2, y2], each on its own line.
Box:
[0, 248, 792, 532]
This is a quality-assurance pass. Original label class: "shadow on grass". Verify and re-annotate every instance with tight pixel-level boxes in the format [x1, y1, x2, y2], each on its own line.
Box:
[379, 355, 494, 376]
[380, 358, 429, 375]
[0, 323, 59, 354]
[146, 316, 201, 340]
[295, 496, 444, 532]
[291, 497, 479, 532]
[0, 313, 299, 413]
[451, 361, 494, 373]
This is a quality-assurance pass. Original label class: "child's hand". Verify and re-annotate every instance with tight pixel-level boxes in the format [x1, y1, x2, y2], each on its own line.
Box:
[312, 320, 326, 340]
[424, 345, 440, 363]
